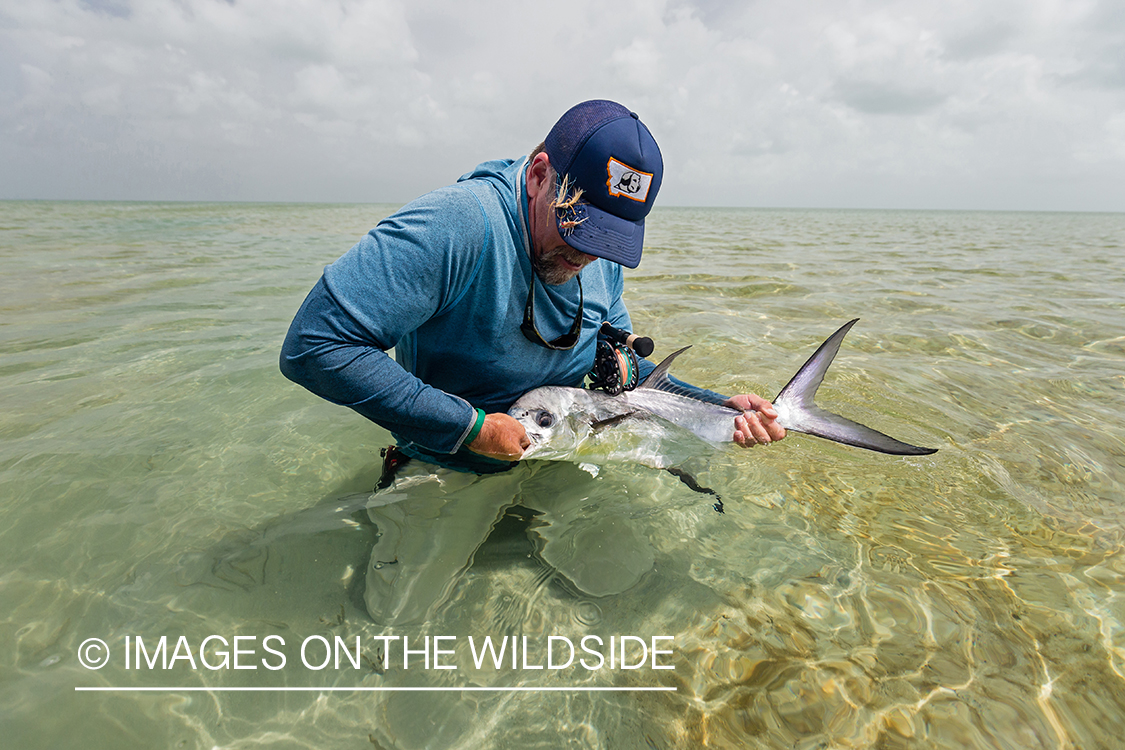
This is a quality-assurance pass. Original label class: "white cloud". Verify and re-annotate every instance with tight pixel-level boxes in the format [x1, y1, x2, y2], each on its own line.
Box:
[0, 0, 1122, 210]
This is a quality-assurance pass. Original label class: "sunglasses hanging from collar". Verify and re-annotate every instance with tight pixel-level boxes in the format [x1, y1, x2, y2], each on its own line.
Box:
[520, 274, 584, 350]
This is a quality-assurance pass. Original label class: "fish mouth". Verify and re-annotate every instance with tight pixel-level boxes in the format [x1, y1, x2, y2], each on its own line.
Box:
[520, 442, 553, 461]
[519, 431, 544, 458]
[517, 426, 589, 461]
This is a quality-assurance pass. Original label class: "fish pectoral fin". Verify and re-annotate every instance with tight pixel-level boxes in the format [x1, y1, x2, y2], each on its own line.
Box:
[590, 411, 646, 432]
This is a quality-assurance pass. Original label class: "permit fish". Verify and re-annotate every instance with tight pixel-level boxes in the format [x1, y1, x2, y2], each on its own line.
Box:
[508, 319, 937, 468]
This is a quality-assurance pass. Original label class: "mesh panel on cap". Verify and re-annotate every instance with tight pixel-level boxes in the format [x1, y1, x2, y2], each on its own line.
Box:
[544, 100, 631, 174]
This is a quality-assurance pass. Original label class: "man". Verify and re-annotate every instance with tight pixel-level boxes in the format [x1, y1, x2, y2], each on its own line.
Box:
[280, 100, 784, 473]
[280, 100, 784, 624]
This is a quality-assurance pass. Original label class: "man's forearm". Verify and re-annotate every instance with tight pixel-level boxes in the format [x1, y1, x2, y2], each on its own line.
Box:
[279, 282, 476, 454]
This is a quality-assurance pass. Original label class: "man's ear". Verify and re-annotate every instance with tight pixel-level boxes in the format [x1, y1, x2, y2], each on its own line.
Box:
[526, 152, 553, 196]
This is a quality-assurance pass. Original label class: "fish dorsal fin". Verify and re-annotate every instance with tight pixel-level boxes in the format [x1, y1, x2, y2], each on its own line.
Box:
[638, 346, 693, 395]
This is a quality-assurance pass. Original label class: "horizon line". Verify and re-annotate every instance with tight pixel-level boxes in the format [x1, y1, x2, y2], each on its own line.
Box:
[2, 197, 1121, 215]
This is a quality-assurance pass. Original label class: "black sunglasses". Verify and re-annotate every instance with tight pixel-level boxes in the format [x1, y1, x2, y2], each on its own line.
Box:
[520, 274, 584, 350]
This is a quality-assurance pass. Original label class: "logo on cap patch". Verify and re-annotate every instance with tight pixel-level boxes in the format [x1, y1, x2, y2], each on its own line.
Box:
[606, 157, 653, 203]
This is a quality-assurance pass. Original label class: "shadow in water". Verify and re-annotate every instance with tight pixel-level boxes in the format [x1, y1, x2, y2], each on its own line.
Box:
[166, 468, 549, 629]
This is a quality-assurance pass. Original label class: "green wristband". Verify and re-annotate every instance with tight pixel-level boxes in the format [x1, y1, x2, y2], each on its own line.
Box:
[464, 408, 486, 446]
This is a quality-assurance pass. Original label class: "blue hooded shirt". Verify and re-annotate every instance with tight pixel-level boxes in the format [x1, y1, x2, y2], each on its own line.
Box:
[280, 157, 637, 472]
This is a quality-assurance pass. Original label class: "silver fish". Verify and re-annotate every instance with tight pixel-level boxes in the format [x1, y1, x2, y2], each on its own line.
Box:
[508, 319, 937, 467]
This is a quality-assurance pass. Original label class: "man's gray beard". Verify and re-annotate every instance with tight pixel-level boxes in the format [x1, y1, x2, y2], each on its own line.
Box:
[532, 255, 576, 286]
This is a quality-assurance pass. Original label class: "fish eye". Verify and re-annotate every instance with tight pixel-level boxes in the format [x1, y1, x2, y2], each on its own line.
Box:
[535, 411, 555, 428]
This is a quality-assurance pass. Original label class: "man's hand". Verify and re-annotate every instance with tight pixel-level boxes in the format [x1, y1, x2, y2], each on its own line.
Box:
[466, 413, 531, 461]
[725, 394, 786, 447]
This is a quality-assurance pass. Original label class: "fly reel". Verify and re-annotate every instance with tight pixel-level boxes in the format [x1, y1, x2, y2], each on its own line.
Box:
[587, 323, 654, 396]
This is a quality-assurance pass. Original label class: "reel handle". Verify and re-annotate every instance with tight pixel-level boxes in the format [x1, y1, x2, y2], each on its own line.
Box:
[599, 322, 654, 358]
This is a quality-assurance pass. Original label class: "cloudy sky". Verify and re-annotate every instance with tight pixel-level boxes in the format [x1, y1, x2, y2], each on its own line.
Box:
[2, 0, 1123, 210]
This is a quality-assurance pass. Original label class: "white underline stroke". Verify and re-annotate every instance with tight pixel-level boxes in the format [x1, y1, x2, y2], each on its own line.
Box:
[75, 686, 676, 692]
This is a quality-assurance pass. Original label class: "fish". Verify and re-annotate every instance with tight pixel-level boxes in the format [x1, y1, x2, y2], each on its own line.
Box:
[508, 319, 937, 468]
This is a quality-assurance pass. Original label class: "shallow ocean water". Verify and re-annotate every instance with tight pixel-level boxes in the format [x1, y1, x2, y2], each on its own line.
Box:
[1, 201, 1123, 749]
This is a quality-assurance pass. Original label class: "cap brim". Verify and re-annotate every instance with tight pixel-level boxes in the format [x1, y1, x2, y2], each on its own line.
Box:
[558, 203, 644, 269]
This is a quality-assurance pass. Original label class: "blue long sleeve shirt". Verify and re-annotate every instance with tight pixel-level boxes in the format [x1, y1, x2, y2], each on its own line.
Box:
[280, 157, 636, 472]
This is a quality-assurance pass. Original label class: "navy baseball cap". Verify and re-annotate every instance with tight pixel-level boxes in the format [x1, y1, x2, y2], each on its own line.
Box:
[544, 100, 663, 269]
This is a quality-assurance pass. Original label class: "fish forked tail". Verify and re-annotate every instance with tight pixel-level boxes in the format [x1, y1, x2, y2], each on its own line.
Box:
[773, 319, 937, 456]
